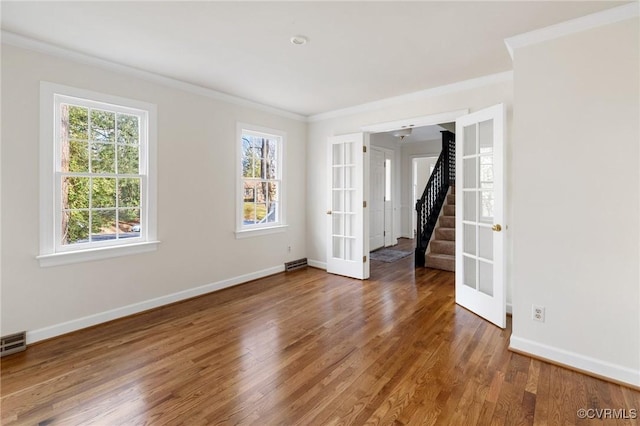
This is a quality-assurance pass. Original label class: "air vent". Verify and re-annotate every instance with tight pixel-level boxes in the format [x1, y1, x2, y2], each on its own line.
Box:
[1, 331, 26, 357]
[285, 258, 308, 272]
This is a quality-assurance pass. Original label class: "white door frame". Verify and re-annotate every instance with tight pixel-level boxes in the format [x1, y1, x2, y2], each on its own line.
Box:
[324, 110, 469, 280]
[362, 109, 469, 249]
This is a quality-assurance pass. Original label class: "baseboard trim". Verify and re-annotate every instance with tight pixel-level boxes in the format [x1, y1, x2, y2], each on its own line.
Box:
[509, 335, 640, 389]
[307, 259, 327, 270]
[26, 265, 285, 344]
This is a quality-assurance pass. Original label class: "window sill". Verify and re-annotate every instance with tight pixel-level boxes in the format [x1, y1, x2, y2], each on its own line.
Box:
[37, 241, 161, 267]
[235, 225, 288, 239]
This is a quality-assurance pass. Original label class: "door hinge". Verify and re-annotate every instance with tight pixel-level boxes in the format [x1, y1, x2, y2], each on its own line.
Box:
[363, 146, 367, 153]
[363, 255, 367, 263]
[363, 201, 367, 208]
[383, 231, 386, 236]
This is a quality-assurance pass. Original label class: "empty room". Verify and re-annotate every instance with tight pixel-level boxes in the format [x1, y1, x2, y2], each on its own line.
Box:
[1, 1, 639, 424]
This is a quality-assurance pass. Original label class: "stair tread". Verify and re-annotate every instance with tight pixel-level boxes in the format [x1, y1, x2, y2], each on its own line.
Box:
[425, 252, 455, 272]
[427, 253, 455, 260]
[430, 239, 455, 255]
[435, 228, 455, 242]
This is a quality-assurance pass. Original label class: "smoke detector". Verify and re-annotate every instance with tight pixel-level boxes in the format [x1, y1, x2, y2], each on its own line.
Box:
[290, 35, 309, 46]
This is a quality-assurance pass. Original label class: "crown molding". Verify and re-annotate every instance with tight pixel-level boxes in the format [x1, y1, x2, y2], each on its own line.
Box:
[361, 109, 469, 134]
[308, 71, 513, 123]
[0, 31, 307, 122]
[504, 2, 639, 59]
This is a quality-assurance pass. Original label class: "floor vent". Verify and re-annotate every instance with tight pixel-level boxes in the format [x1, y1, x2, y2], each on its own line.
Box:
[1, 331, 27, 357]
[285, 258, 308, 272]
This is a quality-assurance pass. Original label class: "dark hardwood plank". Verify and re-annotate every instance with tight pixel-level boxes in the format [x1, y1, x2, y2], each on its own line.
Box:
[2, 238, 638, 425]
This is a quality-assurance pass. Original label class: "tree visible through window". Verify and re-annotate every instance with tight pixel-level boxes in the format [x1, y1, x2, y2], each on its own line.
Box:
[58, 99, 146, 247]
[38, 82, 157, 266]
[240, 129, 282, 228]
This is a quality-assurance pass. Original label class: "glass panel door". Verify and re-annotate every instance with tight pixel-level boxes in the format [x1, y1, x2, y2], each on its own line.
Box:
[456, 104, 505, 328]
[326, 133, 368, 279]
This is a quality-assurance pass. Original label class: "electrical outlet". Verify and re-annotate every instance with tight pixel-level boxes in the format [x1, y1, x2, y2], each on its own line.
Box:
[532, 305, 545, 322]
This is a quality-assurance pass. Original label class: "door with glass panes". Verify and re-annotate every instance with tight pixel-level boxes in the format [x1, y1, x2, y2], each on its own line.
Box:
[455, 104, 506, 328]
[326, 133, 369, 280]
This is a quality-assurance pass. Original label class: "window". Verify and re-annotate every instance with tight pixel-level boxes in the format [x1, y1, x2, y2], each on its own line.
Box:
[38, 83, 158, 266]
[236, 124, 285, 237]
[385, 158, 391, 201]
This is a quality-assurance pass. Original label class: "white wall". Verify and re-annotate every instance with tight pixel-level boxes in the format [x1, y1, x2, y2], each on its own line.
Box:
[402, 140, 442, 238]
[415, 157, 436, 193]
[1, 45, 307, 340]
[306, 79, 513, 272]
[510, 18, 640, 386]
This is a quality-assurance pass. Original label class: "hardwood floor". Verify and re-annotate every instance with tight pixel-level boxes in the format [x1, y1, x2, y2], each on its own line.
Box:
[2, 239, 639, 425]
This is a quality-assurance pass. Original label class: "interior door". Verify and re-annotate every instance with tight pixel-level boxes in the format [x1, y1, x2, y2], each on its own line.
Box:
[370, 148, 385, 251]
[327, 133, 369, 279]
[455, 104, 506, 328]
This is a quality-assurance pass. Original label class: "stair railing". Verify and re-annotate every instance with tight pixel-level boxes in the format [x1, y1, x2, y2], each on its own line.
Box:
[415, 131, 455, 267]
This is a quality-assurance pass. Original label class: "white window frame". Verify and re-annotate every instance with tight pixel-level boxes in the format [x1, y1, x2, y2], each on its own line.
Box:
[37, 82, 159, 267]
[235, 123, 287, 238]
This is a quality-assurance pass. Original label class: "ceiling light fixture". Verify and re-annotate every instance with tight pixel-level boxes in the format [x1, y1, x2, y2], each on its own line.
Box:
[290, 35, 309, 46]
[392, 128, 412, 141]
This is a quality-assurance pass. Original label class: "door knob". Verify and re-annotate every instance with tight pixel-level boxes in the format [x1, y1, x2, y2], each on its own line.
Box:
[492, 224, 502, 232]
[326, 210, 332, 215]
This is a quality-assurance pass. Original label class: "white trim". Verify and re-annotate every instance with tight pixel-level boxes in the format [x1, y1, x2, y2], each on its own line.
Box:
[504, 3, 639, 59]
[37, 241, 160, 267]
[39, 82, 159, 264]
[362, 109, 469, 134]
[307, 259, 327, 270]
[506, 303, 512, 315]
[26, 264, 284, 344]
[5, 29, 514, 123]
[510, 335, 640, 388]
[236, 122, 287, 235]
[309, 72, 512, 122]
[2, 31, 306, 122]
[235, 225, 288, 239]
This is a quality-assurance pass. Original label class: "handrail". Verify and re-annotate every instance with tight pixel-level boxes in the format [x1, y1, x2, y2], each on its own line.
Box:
[415, 131, 455, 267]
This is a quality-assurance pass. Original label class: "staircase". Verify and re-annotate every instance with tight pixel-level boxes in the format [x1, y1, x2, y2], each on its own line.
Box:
[414, 130, 455, 268]
[425, 185, 455, 271]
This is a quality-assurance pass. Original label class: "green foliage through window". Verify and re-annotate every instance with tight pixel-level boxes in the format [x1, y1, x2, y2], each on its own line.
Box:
[60, 103, 143, 244]
[241, 131, 281, 226]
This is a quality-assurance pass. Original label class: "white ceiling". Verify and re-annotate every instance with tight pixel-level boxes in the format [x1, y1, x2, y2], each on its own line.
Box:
[381, 124, 447, 144]
[0, 1, 624, 117]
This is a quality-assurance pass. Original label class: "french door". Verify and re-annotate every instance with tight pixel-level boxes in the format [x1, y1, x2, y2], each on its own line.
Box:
[455, 104, 506, 328]
[326, 133, 369, 279]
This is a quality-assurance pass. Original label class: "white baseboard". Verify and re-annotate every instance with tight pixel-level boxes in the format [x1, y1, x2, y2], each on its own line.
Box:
[509, 335, 640, 388]
[307, 259, 327, 270]
[506, 303, 513, 315]
[27, 265, 285, 344]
